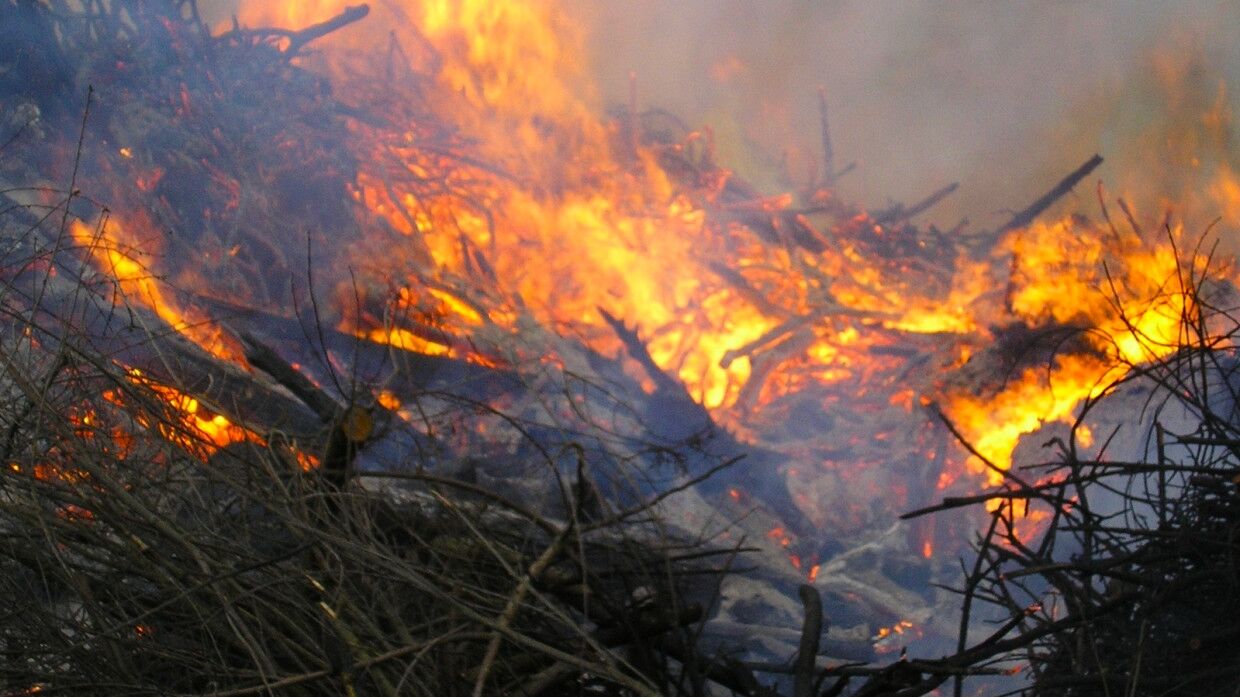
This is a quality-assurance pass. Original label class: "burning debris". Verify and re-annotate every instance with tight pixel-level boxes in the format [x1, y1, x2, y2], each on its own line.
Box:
[896, 254, 1240, 697]
[1, 0, 1240, 695]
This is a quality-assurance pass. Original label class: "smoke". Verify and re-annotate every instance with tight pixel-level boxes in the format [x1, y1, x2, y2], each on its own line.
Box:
[574, 0, 1240, 234]
[196, 1, 1240, 237]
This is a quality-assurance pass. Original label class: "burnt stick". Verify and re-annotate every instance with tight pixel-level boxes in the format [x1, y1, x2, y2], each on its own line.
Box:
[873, 182, 959, 226]
[285, 4, 371, 55]
[994, 154, 1103, 238]
[818, 87, 836, 187]
[794, 584, 825, 697]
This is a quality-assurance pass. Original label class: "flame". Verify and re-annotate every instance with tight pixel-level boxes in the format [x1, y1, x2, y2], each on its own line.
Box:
[227, 0, 1239, 545]
[233, 0, 783, 409]
[106, 369, 252, 455]
[872, 619, 921, 654]
[70, 218, 241, 362]
[47, 0, 1240, 560]
[941, 216, 1212, 483]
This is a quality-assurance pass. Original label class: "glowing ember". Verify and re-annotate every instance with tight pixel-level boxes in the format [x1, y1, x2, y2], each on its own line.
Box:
[872, 619, 921, 654]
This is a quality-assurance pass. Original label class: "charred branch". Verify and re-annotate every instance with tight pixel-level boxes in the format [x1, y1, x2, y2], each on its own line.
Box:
[817, 87, 836, 188]
[993, 153, 1104, 239]
[873, 183, 959, 226]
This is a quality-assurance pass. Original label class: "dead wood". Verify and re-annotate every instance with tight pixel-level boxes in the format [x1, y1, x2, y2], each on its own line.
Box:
[993, 153, 1104, 239]
[793, 584, 824, 697]
[817, 87, 836, 188]
[873, 182, 959, 226]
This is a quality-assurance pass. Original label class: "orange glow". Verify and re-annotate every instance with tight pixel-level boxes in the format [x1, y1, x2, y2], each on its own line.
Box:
[218, 2, 1240, 555]
[106, 369, 252, 455]
[941, 216, 1213, 485]
[767, 526, 792, 548]
[872, 619, 920, 654]
[376, 390, 402, 411]
[1076, 424, 1094, 448]
[70, 219, 242, 363]
[295, 451, 321, 472]
[47, 0, 1240, 564]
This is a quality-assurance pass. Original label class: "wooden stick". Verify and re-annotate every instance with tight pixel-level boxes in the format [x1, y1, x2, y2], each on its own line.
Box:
[794, 584, 824, 697]
[286, 4, 371, 55]
[995, 154, 1103, 237]
[817, 87, 836, 187]
[874, 183, 959, 225]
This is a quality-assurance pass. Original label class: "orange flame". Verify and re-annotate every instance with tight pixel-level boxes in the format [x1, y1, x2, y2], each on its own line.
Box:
[70, 218, 242, 362]
[51, 0, 1240, 559]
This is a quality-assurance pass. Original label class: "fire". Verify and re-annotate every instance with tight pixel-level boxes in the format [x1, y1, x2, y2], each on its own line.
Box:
[234, 0, 784, 409]
[766, 526, 792, 548]
[872, 619, 921, 654]
[37, 0, 1240, 563]
[70, 218, 241, 362]
[941, 215, 1213, 483]
[106, 369, 252, 455]
[222, 1, 1240, 547]
[67, 217, 253, 454]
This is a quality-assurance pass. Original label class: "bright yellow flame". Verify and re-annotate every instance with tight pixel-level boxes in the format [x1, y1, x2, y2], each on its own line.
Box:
[943, 216, 1212, 482]
[227, 0, 1240, 538]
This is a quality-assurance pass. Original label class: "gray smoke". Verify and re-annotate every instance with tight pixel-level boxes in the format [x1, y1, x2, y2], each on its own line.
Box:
[201, 1, 1240, 234]
[576, 0, 1240, 233]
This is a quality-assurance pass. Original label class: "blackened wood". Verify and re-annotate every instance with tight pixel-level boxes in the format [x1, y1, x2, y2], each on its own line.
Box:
[240, 331, 341, 422]
[873, 183, 959, 226]
[285, 4, 371, 55]
[995, 154, 1103, 237]
[794, 583, 824, 697]
[818, 87, 836, 188]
